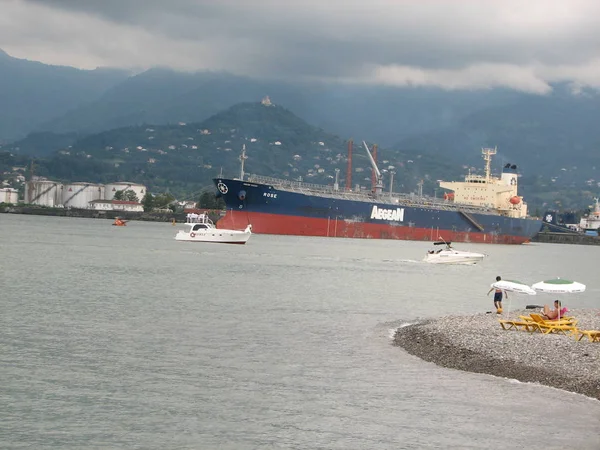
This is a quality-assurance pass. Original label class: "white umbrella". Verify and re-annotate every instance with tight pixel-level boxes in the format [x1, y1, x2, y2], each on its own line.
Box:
[531, 278, 586, 320]
[531, 278, 586, 294]
[492, 280, 537, 296]
[491, 280, 536, 317]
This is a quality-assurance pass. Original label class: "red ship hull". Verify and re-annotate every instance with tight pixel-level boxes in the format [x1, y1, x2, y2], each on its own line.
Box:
[216, 210, 531, 244]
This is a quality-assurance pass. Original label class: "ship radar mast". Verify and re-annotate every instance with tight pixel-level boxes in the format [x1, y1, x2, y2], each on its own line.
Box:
[362, 141, 383, 196]
[482, 147, 497, 182]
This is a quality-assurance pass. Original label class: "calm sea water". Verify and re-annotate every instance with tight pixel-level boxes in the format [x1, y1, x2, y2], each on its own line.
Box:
[1, 214, 599, 449]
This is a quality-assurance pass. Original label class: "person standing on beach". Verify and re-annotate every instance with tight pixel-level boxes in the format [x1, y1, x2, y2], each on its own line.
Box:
[487, 276, 507, 313]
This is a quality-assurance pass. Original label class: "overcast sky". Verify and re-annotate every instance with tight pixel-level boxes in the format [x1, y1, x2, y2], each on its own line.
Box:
[2, 0, 600, 93]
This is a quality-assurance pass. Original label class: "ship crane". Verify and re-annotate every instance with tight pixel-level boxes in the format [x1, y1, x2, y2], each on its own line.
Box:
[362, 141, 383, 196]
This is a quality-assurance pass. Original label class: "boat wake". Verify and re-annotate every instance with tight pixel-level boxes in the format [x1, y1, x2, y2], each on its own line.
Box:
[303, 255, 342, 262]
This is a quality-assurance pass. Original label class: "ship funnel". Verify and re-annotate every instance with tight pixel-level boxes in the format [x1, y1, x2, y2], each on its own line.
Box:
[362, 141, 383, 196]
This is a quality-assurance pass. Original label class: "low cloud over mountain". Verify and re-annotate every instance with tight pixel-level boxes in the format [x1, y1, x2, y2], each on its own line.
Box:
[3, 1, 600, 93]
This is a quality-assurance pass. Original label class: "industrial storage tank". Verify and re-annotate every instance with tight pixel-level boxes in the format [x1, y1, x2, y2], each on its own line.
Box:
[104, 182, 146, 201]
[62, 183, 105, 209]
[0, 188, 19, 204]
[24, 180, 63, 207]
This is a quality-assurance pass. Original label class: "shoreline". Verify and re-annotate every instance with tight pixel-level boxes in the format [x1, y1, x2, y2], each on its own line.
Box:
[1, 204, 181, 222]
[393, 309, 600, 400]
[0, 205, 224, 224]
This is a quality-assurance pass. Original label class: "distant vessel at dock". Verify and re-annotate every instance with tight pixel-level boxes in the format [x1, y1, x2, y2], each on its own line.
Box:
[541, 198, 600, 236]
[579, 198, 600, 236]
[213, 143, 542, 244]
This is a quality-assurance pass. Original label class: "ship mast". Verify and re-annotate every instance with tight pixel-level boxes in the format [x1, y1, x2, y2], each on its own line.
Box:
[482, 147, 497, 182]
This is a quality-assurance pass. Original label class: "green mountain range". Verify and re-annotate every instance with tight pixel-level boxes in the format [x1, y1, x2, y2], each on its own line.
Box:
[1, 101, 460, 202]
[0, 49, 129, 142]
[0, 49, 518, 145]
[1, 49, 600, 211]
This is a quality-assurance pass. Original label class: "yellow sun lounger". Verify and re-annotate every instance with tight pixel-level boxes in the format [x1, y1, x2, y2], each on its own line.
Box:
[518, 314, 577, 326]
[573, 330, 600, 342]
[498, 320, 539, 332]
[526, 313, 578, 335]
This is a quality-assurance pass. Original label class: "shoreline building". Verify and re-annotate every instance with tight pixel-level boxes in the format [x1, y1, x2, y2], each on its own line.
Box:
[0, 188, 19, 204]
[23, 178, 146, 211]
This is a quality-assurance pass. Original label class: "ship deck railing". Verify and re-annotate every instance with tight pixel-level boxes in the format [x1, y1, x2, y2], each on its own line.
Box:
[245, 174, 498, 215]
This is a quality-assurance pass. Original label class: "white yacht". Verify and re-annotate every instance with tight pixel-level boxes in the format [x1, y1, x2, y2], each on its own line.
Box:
[175, 216, 252, 244]
[423, 241, 485, 265]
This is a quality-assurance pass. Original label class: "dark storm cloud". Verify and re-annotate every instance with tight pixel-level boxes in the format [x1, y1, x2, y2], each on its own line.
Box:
[4, 0, 600, 92]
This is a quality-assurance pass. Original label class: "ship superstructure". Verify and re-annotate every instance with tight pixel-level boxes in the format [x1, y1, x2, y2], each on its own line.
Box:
[439, 147, 528, 219]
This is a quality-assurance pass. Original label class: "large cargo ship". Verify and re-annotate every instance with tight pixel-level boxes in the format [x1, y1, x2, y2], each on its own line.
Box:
[213, 144, 542, 244]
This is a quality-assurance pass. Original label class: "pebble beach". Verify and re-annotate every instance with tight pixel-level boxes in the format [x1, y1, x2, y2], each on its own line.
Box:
[394, 308, 600, 400]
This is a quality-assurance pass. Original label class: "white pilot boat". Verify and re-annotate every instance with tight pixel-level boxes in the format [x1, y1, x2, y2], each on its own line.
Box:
[423, 240, 485, 265]
[175, 216, 252, 244]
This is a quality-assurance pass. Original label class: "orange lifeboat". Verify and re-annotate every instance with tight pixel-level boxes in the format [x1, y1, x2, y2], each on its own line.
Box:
[509, 196, 521, 205]
[443, 192, 455, 201]
[112, 217, 127, 226]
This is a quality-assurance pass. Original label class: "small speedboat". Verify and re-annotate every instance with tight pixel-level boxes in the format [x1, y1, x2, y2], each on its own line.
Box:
[423, 241, 485, 265]
[175, 216, 252, 244]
